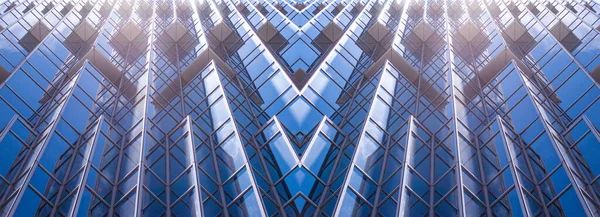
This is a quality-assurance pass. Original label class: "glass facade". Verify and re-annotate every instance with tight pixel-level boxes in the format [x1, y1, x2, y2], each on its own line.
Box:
[0, 0, 600, 216]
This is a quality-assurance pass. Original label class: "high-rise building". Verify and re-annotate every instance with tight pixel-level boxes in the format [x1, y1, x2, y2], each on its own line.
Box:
[0, 0, 600, 216]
